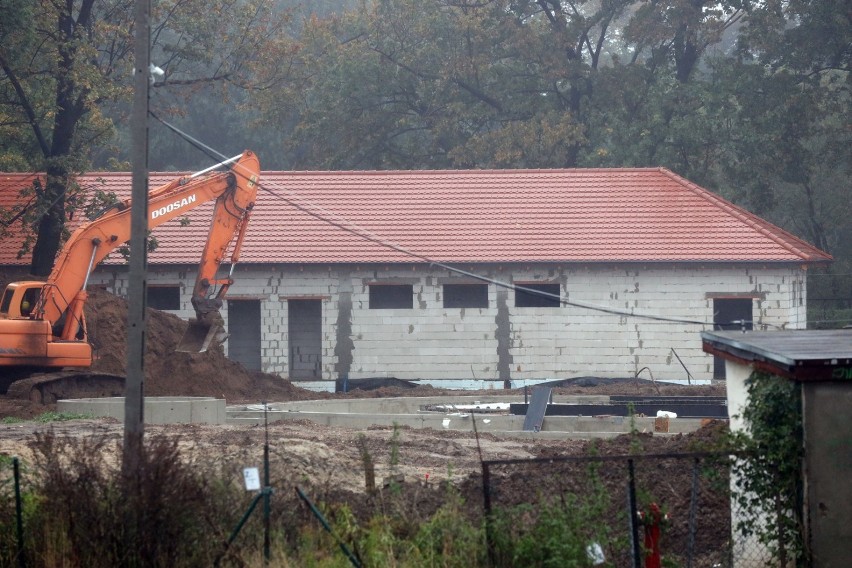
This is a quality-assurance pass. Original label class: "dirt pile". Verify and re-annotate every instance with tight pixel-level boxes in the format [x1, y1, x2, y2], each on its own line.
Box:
[84, 289, 309, 403]
[0, 273, 318, 417]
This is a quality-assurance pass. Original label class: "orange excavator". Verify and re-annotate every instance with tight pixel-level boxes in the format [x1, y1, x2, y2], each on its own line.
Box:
[0, 150, 260, 401]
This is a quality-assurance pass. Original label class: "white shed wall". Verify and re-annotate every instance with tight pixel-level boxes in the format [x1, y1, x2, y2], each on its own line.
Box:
[90, 262, 807, 384]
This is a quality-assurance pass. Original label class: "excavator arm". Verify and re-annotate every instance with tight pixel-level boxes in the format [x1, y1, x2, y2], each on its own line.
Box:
[175, 152, 260, 351]
[0, 150, 259, 370]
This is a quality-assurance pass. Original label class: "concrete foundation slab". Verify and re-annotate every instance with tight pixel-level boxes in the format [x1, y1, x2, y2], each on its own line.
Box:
[58, 396, 226, 425]
[228, 395, 713, 440]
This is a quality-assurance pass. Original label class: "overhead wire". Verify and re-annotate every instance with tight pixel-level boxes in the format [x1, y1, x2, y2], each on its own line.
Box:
[148, 112, 829, 329]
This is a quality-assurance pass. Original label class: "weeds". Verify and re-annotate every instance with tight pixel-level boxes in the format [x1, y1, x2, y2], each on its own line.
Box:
[33, 411, 94, 422]
[410, 487, 483, 567]
[0, 425, 740, 567]
[7, 430, 221, 567]
[1, 411, 94, 424]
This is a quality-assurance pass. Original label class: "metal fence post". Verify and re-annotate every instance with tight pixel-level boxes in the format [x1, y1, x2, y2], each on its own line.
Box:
[627, 458, 642, 568]
[13, 457, 25, 568]
[482, 463, 495, 567]
[687, 457, 699, 568]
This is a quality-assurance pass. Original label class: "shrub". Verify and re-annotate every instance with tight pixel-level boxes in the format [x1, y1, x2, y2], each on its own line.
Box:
[25, 430, 219, 567]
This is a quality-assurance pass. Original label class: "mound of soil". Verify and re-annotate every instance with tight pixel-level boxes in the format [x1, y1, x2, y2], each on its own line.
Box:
[84, 289, 308, 403]
[0, 272, 318, 417]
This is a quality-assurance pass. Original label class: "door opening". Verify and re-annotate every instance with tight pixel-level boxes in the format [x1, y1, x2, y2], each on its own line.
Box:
[227, 300, 262, 371]
[713, 298, 753, 379]
[289, 299, 322, 380]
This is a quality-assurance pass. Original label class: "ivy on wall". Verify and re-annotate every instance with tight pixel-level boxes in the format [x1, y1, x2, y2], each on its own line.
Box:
[731, 371, 807, 566]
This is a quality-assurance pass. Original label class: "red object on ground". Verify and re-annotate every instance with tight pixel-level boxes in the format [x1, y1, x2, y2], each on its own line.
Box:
[640, 502, 666, 568]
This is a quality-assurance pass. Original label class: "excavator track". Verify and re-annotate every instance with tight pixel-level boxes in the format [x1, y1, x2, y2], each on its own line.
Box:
[5, 371, 126, 404]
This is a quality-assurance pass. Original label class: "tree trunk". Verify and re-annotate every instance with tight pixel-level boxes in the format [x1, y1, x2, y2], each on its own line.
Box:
[28, 7, 86, 276]
[803, 182, 829, 253]
[30, 167, 68, 276]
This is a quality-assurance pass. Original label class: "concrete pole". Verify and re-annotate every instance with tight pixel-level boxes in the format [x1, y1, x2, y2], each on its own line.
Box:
[124, 0, 150, 468]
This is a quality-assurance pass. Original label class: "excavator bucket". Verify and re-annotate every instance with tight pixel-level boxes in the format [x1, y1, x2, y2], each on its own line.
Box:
[176, 320, 227, 353]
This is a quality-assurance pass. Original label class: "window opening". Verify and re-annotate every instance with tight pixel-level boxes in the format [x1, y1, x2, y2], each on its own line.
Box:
[443, 283, 488, 308]
[369, 284, 413, 309]
[713, 298, 753, 379]
[147, 286, 180, 310]
[515, 283, 560, 308]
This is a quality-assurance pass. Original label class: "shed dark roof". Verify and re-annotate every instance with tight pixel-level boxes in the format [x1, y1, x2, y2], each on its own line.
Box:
[0, 167, 832, 266]
[702, 330, 852, 381]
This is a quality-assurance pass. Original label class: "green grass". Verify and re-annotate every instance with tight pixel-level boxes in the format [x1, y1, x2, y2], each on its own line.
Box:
[34, 411, 95, 422]
[1, 411, 94, 424]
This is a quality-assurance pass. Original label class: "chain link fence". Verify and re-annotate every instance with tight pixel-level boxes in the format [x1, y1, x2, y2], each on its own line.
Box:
[481, 451, 773, 568]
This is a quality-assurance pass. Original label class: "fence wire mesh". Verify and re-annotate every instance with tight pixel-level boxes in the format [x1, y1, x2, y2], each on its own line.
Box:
[481, 451, 773, 568]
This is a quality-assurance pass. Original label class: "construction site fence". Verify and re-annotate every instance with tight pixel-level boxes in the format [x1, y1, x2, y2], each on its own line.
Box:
[481, 450, 773, 568]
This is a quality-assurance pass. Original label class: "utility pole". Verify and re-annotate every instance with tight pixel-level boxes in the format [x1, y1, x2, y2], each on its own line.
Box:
[124, 0, 150, 478]
[123, 1, 150, 560]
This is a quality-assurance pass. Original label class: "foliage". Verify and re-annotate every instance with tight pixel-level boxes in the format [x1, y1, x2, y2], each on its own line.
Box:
[2, 411, 93, 424]
[296, 462, 621, 567]
[730, 371, 806, 566]
[33, 411, 95, 423]
[490, 495, 620, 567]
[0, 431, 224, 566]
[0, 0, 296, 274]
[255, 0, 748, 170]
[486, 454, 624, 568]
[410, 490, 484, 567]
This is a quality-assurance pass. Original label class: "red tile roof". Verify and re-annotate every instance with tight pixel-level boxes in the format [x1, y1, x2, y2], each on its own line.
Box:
[0, 168, 832, 266]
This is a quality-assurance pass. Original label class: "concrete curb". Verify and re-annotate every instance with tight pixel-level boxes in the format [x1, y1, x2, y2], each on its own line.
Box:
[58, 396, 226, 425]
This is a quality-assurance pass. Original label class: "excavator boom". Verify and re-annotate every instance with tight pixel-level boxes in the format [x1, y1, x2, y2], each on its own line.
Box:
[0, 150, 260, 376]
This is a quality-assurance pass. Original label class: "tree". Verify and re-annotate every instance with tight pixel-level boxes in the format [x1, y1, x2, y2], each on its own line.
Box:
[0, 0, 294, 275]
[259, 0, 638, 169]
[1, 0, 123, 274]
[260, 0, 751, 170]
[720, 0, 852, 325]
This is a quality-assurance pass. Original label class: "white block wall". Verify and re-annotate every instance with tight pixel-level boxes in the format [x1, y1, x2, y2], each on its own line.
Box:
[347, 272, 500, 381]
[91, 262, 808, 383]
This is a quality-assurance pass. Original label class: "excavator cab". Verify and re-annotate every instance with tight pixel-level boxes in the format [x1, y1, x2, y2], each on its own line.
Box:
[0, 282, 44, 319]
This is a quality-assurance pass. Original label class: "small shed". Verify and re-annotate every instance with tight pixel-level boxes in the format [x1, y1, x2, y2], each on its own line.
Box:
[702, 329, 852, 567]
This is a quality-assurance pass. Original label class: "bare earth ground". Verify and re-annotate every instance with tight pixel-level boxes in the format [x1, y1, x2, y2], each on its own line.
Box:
[1, 282, 731, 561]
